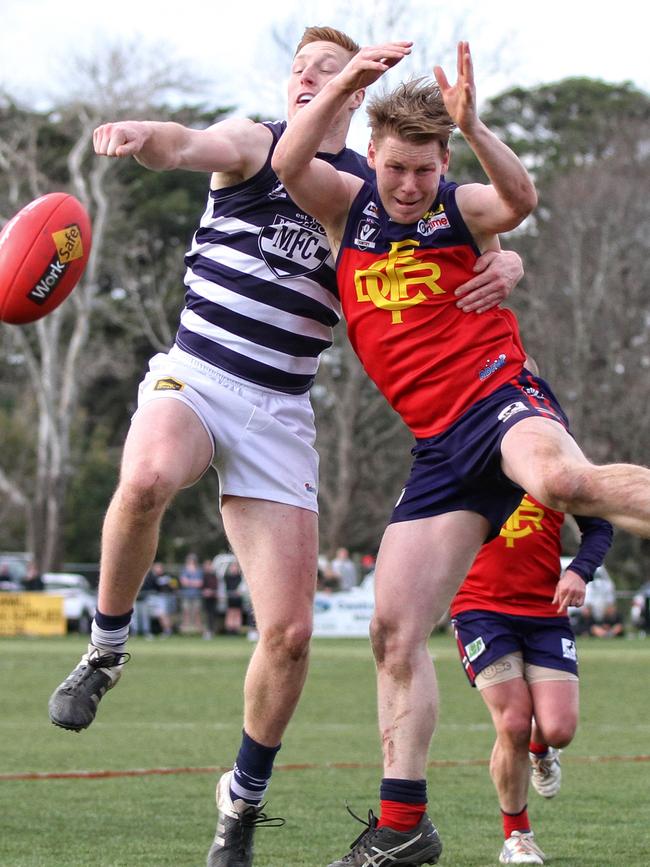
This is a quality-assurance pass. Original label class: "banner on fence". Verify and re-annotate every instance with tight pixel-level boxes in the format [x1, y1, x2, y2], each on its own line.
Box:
[312, 589, 374, 638]
[0, 593, 66, 636]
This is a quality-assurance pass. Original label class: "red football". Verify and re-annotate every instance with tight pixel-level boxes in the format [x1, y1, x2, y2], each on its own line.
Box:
[0, 192, 92, 324]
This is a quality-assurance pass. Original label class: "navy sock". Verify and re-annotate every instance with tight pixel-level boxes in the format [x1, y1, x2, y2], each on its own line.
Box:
[91, 608, 133, 652]
[380, 777, 428, 804]
[230, 730, 281, 805]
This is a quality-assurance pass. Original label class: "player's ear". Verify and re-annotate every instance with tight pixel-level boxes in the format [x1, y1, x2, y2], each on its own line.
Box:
[367, 138, 376, 169]
[442, 145, 450, 174]
[351, 87, 365, 110]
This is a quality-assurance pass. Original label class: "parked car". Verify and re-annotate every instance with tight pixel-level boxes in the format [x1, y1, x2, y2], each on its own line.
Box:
[0, 551, 31, 587]
[41, 572, 97, 633]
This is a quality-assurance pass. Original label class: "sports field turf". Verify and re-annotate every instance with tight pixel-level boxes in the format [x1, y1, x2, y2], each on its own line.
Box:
[1, 634, 648, 866]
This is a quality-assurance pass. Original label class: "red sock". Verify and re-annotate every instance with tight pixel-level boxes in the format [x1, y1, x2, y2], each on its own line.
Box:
[377, 799, 426, 832]
[528, 740, 548, 755]
[502, 805, 531, 838]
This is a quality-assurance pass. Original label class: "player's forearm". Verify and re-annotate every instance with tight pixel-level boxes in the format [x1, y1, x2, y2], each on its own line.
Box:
[570, 516, 614, 581]
[462, 120, 537, 224]
[133, 122, 193, 171]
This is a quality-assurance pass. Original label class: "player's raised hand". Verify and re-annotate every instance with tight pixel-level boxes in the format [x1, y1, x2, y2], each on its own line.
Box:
[93, 121, 149, 158]
[336, 42, 412, 93]
[433, 41, 478, 134]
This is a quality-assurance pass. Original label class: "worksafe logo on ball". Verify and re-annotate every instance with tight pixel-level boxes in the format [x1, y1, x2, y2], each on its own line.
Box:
[53, 224, 84, 264]
[26, 224, 84, 306]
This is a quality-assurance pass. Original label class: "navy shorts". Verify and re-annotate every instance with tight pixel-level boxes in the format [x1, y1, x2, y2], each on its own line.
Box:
[390, 370, 569, 540]
[452, 609, 579, 686]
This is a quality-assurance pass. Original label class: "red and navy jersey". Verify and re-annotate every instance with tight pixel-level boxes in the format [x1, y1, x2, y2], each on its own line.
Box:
[450, 494, 614, 618]
[336, 178, 527, 436]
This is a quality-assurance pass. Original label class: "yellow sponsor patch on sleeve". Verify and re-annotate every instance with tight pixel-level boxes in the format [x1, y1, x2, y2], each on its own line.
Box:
[153, 377, 185, 391]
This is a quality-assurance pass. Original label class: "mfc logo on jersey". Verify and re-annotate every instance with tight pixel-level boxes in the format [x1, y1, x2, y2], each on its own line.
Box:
[354, 239, 444, 324]
[500, 496, 545, 547]
[259, 215, 331, 278]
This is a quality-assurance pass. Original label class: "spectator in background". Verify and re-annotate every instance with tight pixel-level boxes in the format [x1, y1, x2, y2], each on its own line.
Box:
[317, 562, 341, 594]
[587, 602, 625, 638]
[571, 603, 595, 637]
[582, 568, 616, 622]
[631, 579, 650, 635]
[202, 559, 221, 639]
[0, 562, 19, 590]
[360, 554, 376, 578]
[22, 562, 44, 592]
[148, 562, 177, 637]
[179, 553, 204, 633]
[223, 557, 246, 635]
[131, 567, 158, 638]
[330, 547, 358, 591]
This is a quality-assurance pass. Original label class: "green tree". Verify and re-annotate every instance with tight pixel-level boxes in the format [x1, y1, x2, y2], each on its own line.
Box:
[0, 45, 230, 569]
[451, 77, 650, 185]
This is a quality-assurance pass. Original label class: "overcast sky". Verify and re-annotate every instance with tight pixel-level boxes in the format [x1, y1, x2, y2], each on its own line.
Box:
[2, 0, 648, 152]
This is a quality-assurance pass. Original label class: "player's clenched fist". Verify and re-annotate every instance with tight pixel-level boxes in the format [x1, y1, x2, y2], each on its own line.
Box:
[93, 121, 149, 158]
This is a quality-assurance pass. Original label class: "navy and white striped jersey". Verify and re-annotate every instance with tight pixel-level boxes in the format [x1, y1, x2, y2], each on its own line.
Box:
[176, 120, 372, 394]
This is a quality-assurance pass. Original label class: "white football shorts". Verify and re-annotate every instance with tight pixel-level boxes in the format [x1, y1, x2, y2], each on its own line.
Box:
[135, 345, 319, 512]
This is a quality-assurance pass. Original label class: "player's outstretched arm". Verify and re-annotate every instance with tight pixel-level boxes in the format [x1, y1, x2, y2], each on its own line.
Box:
[272, 42, 412, 231]
[435, 42, 537, 239]
[93, 117, 271, 176]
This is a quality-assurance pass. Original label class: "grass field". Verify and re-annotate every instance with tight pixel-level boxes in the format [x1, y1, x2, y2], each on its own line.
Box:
[1, 634, 648, 866]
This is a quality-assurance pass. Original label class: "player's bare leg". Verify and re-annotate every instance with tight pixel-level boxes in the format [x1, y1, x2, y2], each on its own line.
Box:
[328, 512, 487, 867]
[207, 497, 317, 867]
[528, 679, 579, 799]
[373, 511, 489, 778]
[481, 677, 534, 812]
[223, 496, 318, 745]
[501, 417, 650, 537]
[480, 676, 546, 864]
[48, 399, 213, 731]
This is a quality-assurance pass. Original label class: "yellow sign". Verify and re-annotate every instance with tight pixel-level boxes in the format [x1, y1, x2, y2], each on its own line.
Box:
[354, 239, 444, 324]
[0, 594, 66, 636]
